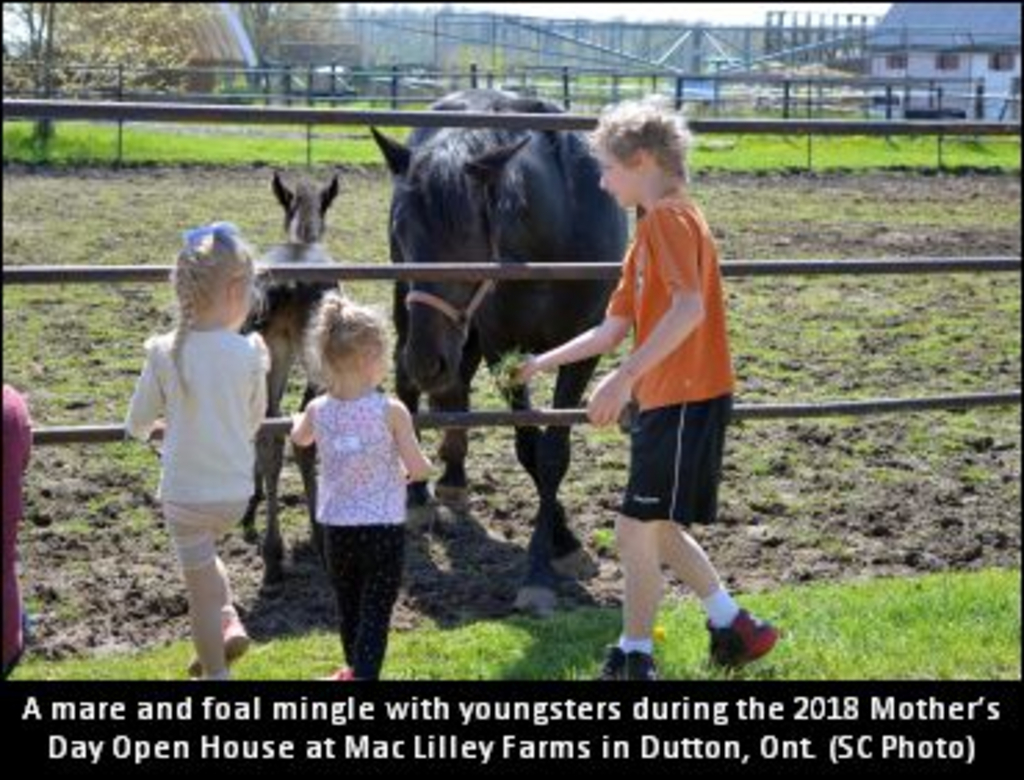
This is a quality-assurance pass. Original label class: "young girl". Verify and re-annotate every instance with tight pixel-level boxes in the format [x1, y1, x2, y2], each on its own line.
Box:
[126, 222, 269, 680]
[519, 100, 778, 679]
[291, 292, 431, 681]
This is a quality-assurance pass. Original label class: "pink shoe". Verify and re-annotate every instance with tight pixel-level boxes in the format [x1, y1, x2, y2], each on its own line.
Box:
[320, 667, 355, 681]
[188, 616, 251, 679]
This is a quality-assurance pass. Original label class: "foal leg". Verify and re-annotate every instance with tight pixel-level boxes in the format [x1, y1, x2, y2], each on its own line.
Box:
[296, 382, 322, 565]
[259, 335, 295, 586]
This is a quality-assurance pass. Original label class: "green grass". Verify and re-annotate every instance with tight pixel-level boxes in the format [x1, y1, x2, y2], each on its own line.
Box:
[4, 121, 1019, 171]
[3, 120, 399, 167]
[12, 569, 1019, 680]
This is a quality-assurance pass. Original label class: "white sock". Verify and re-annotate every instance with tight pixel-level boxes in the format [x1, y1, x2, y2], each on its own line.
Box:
[703, 589, 740, 629]
[618, 636, 653, 655]
[204, 668, 231, 681]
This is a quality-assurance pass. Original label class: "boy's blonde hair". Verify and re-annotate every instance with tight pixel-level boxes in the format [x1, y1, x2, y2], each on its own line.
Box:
[307, 292, 388, 387]
[170, 223, 257, 393]
[589, 97, 692, 181]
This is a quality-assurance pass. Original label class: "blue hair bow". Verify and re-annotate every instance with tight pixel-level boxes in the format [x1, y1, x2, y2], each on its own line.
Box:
[182, 221, 240, 250]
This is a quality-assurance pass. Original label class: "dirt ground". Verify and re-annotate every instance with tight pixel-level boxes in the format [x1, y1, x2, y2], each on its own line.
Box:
[6, 168, 1020, 662]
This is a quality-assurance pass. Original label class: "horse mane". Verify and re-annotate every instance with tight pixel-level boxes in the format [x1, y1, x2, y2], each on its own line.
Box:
[407, 127, 528, 236]
[403, 91, 578, 237]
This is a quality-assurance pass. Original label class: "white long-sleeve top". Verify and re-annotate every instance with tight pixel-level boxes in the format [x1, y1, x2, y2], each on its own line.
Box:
[125, 330, 270, 504]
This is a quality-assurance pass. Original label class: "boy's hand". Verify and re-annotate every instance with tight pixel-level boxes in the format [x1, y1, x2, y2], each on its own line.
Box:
[586, 369, 634, 427]
[515, 354, 540, 385]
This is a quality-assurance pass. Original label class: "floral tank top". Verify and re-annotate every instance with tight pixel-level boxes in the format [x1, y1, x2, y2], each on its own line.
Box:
[312, 392, 406, 526]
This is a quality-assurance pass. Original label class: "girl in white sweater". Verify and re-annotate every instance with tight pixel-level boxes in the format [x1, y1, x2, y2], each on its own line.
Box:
[127, 222, 269, 679]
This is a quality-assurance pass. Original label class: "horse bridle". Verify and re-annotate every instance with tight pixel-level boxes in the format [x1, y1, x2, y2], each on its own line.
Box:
[405, 280, 495, 336]
[403, 194, 501, 338]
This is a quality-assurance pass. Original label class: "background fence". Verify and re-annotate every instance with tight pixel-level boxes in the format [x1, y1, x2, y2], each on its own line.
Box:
[6, 61, 1020, 120]
[4, 97, 1020, 170]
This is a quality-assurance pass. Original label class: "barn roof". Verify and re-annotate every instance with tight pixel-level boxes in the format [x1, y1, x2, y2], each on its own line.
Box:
[870, 3, 1021, 50]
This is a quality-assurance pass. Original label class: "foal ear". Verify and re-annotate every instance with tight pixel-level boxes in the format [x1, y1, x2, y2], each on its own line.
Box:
[371, 127, 411, 177]
[321, 174, 340, 213]
[465, 135, 530, 186]
[272, 171, 293, 210]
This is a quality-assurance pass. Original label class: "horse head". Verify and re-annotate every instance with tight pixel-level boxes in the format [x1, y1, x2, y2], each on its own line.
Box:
[371, 126, 529, 395]
[272, 171, 340, 246]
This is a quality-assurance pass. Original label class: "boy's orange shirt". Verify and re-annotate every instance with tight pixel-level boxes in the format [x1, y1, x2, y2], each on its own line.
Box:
[606, 196, 734, 410]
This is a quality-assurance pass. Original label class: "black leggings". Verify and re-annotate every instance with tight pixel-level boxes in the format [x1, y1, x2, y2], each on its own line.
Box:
[322, 524, 405, 680]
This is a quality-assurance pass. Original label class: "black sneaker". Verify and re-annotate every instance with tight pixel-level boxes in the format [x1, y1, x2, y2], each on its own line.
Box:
[597, 646, 626, 680]
[624, 651, 658, 681]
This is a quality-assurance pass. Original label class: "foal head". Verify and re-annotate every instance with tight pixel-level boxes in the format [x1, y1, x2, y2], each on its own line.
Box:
[272, 171, 340, 245]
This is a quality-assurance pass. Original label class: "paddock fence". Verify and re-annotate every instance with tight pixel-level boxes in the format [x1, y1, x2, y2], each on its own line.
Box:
[5, 256, 1020, 446]
[3, 98, 1020, 443]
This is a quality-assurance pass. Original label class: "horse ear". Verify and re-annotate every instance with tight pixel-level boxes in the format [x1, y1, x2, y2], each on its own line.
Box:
[371, 127, 411, 176]
[272, 171, 293, 210]
[465, 136, 530, 186]
[321, 174, 340, 213]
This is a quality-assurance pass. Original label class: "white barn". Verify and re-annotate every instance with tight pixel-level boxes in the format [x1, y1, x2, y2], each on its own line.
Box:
[868, 3, 1020, 120]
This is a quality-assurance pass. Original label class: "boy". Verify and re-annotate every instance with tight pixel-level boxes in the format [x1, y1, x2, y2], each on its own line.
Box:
[519, 100, 778, 680]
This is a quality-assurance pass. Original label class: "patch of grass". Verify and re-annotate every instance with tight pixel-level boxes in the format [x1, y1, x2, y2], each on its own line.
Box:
[11, 569, 1019, 680]
[590, 527, 615, 555]
[5, 122, 1019, 171]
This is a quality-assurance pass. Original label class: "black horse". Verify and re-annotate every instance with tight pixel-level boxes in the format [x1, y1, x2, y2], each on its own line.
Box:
[372, 90, 627, 614]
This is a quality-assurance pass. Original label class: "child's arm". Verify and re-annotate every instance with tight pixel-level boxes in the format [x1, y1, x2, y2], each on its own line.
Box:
[290, 401, 318, 449]
[387, 398, 433, 483]
[587, 290, 704, 426]
[518, 314, 631, 384]
[247, 333, 270, 436]
[125, 342, 165, 441]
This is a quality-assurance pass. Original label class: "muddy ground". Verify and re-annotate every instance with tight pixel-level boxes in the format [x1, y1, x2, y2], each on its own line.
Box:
[3, 167, 1020, 663]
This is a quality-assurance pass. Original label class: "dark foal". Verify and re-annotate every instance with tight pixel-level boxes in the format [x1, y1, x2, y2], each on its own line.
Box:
[373, 90, 627, 614]
[241, 171, 339, 585]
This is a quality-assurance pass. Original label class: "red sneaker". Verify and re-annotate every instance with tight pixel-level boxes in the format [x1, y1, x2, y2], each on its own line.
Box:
[708, 609, 778, 667]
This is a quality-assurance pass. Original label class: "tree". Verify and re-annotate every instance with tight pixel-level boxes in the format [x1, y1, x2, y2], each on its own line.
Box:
[3, 3, 58, 138]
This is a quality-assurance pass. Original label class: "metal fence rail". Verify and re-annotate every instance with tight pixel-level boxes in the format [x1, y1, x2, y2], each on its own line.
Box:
[4, 257, 1021, 285]
[4, 98, 1020, 136]
[28, 392, 1024, 445]
[9, 253, 1022, 442]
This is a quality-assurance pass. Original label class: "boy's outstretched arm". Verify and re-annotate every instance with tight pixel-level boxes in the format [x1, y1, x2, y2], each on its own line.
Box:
[518, 314, 632, 384]
[588, 290, 704, 426]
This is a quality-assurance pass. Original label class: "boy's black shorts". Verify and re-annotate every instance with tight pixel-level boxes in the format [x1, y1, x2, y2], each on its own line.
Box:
[620, 395, 733, 525]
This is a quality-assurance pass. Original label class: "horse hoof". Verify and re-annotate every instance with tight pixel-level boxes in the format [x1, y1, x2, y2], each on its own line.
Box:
[434, 485, 469, 514]
[551, 548, 598, 580]
[261, 561, 285, 588]
[514, 586, 557, 617]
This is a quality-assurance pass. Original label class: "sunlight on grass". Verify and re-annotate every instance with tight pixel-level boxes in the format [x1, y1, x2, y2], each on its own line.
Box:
[12, 569, 1019, 681]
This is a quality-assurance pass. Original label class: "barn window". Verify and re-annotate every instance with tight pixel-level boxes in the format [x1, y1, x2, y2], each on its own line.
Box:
[886, 54, 907, 70]
[989, 52, 1015, 72]
[936, 52, 960, 71]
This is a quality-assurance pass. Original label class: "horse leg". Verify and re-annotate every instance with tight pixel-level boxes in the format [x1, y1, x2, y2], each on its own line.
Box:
[296, 382, 322, 565]
[259, 335, 295, 587]
[241, 463, 263, 543]
[432, 335, 482, 512]
[395, 340, 431, 512]
[515, 358, 600, 615]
